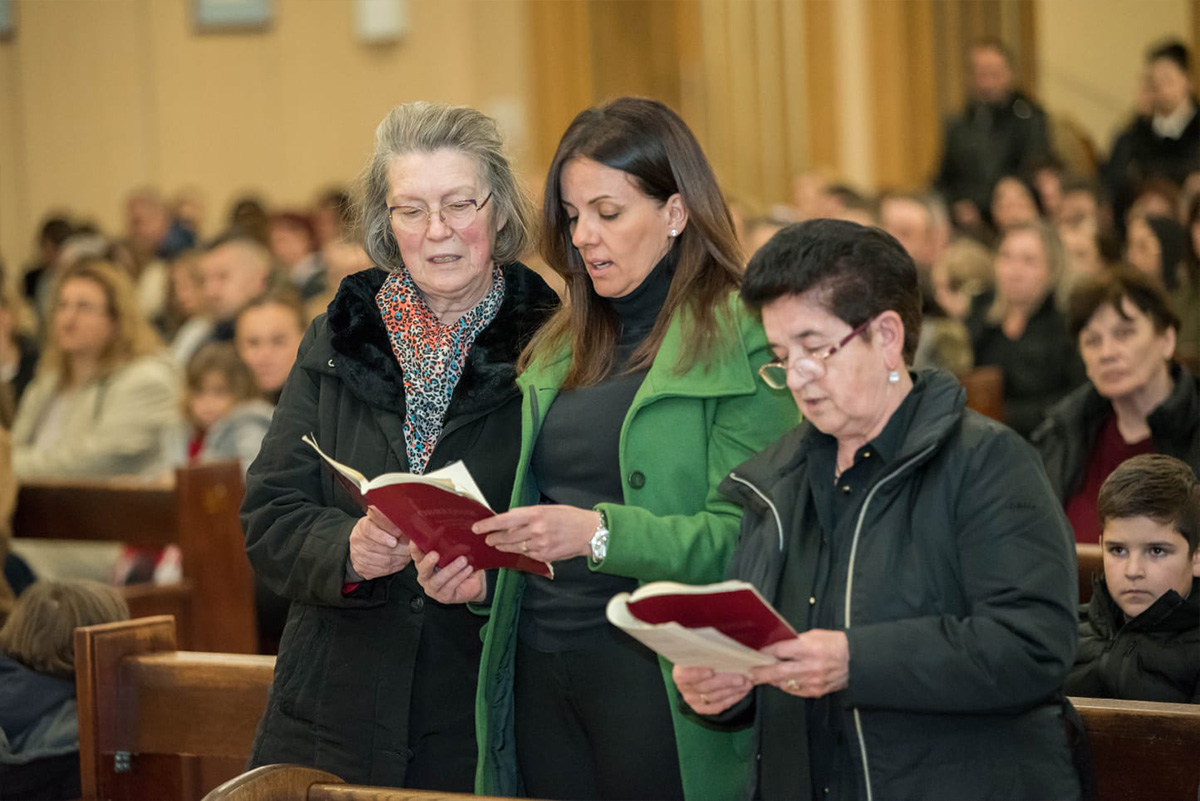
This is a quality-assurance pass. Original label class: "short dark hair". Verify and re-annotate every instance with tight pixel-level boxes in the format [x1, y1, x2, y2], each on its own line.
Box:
[1067, 268, 1181, 340]
[39, 216, 73, 248]
[1147, 39, 1190, 73]
[741, 219, 922, 362]
[1099, 454, 1200, 554]
[970, 37, 1015, 66]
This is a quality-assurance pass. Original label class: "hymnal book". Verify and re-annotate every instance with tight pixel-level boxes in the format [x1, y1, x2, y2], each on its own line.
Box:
[304, 434, 553, 578]
[606, 580, 796, 675]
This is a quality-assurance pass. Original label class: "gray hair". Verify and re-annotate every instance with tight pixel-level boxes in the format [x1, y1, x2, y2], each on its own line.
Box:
[357, 102, 535, 273]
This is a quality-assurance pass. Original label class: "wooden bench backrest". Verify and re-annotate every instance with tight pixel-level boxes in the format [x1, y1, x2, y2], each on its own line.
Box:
[959, 365, 1004, 422]
[76, 616, 275, 801]
[1077, 543, 1103, 605]
[202, 764, 519, 801]
[1071, 697, 1200, 801]
[17, 461, 257, 652]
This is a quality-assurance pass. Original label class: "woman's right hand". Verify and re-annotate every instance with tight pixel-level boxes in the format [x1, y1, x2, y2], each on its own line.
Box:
[412, 543, 487, 604]
[348, 506, 412, 580]
[673, 665, 753, 715]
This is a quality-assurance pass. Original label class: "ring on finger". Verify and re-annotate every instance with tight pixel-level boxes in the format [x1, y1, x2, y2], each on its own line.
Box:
[521, 541, 529, 553]
[786, 679, 798, 691]
[700, 693, 710, 705]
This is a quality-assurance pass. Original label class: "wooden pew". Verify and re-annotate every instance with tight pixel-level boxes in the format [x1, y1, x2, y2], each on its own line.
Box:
[16, 460, 257, 653]
[75, 615, 275, 801]
[1071, 697, 1200, 801]
[1077, 542, 1103, 604]
[203, 764, 519, 801]
[958, 365, 1004, 422]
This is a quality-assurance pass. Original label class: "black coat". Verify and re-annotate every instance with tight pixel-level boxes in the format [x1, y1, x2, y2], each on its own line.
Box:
[716, 370, 1079, 801]
[1065, 578, 1199, 703]
[1032, 363, 1200, 503]
[242, 264, 557, 788]
[1105, 102, 1200, 233]
[968, 291, 1086, 438]
[933, 90, 1053, 216]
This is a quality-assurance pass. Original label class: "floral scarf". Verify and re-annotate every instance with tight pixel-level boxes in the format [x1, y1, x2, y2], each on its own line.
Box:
[376, 267, 505, 473]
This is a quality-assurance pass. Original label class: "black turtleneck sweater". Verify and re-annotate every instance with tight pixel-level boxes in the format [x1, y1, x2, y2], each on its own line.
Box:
[518, 251, 675, 652]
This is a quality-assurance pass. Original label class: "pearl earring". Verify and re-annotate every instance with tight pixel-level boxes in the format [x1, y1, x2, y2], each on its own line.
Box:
[888, 370, 901, 384]
[669, 229, 678, 238]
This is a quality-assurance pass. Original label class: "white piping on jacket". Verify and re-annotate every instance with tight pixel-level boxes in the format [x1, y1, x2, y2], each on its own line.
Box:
[844, 442, 937, 801]
[728, 472, 785, 552]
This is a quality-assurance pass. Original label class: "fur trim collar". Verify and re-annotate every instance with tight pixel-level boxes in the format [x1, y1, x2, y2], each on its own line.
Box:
[326, 264, 558, 415]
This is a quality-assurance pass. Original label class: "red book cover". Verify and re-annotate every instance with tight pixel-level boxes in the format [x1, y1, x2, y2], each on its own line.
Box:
[625, 582, 795, 650]
[307, 435, 553, 578]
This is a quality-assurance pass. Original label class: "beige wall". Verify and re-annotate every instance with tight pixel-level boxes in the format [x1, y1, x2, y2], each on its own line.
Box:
[0, 0, 533, 269]
[1036, 0, 1190, 159]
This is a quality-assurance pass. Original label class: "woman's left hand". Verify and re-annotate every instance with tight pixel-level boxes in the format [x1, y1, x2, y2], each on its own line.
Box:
[473, 504, 600, 563]
[751, 630, 850, 698]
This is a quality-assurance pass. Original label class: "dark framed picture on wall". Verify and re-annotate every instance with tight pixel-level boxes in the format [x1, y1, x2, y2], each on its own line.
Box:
[194, 0, 273, 33]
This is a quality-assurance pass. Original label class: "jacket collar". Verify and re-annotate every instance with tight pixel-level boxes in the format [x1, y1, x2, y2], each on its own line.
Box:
[325, 263, 558, 416]
[727, 369, 966, 498]
[1045, 361, 1199, 442]
[1088, 577, 1200, 637]
[518, 291, 758, 402]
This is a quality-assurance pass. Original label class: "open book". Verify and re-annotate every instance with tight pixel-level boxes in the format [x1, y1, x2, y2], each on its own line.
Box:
[606, 579, 796, 675]
[304, 434, 553, 578]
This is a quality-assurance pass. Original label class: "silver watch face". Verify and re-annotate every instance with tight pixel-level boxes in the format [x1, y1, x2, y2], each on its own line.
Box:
[590, 529, 609, 560]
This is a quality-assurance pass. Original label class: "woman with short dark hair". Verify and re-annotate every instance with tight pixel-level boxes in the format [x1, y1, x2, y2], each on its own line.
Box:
[1032, 268, 1200, 542]
[675, 218, 1079, 801]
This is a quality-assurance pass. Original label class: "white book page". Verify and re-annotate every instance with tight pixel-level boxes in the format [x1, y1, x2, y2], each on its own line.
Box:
[606, 594, 777, 677]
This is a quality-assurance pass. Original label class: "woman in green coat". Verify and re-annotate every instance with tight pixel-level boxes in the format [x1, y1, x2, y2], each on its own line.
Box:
[413, 97, 797, 801]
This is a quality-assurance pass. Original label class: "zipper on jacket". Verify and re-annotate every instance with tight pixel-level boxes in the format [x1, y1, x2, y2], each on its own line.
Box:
[844, 442, 937, 801]
[728, 472, 785, 552]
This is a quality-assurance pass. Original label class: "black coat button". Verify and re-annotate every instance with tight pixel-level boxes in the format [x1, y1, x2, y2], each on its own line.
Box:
[409, 595, 425, 613]
[628, 471, 646, 489]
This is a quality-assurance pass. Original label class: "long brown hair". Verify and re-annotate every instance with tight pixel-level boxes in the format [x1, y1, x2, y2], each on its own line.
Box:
[521, 97, 742, 388]
[0, 580, 128, 678]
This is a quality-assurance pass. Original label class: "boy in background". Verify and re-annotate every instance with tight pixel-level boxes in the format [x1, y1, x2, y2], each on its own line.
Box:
[1064, 454, 1199, 702]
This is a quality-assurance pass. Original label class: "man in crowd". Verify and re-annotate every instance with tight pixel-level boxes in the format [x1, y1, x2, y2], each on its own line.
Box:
[934, 39, 1054, 233]
[200, 232, 273, 343]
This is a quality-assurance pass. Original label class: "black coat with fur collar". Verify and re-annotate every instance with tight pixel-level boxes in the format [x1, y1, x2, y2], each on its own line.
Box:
[242, 263, 557, 789]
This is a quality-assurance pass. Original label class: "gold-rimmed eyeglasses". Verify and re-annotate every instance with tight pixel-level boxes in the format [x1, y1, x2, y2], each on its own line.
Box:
[758, 316, 876, 389]
[388, 193, 492, 233]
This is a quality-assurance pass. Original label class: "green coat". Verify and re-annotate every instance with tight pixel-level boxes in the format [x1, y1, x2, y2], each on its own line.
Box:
[475, 292, 799, 800]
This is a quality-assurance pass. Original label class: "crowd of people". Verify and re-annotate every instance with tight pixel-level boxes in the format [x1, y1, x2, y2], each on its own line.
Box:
[0, 33, 1197, 801]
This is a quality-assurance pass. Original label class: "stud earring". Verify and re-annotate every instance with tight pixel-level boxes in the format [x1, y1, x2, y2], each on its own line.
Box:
[669, 229, 678, 238]
[888, 370, 901, 384]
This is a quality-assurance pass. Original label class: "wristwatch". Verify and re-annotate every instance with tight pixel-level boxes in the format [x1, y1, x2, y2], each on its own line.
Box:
[589, 509, 610, 563]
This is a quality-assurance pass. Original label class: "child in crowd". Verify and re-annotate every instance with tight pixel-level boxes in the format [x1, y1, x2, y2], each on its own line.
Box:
[180, 341, 273, 470]
[1064, 454, 1200, 702]
[0, 580, 129, 800]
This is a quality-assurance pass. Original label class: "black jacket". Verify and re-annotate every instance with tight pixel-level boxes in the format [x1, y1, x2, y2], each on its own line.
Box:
[1065, 578, 1199, 703]
[1105, 102, 1200, 233]
[933, 90, 1053, 216]
[242, 264, 557, 788]
[968, 291, 1086, 438]
[0, 653, 81, 801]
[1032, 363, 1200, 503]
[717, 370, 1079, 801]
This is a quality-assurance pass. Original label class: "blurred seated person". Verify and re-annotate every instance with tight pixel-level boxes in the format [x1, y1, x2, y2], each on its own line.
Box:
[1126, 214, 1200, 359]
[11, 259, 181, 479]
[228, 196, 271, 246]
[744, 217, 789, 258]
[234, 293, 306, 405]
[163, 250, 214, 367]
[1059, 220, 1109, 289]
[1056, 177, 1107, 230]
[125, 187, 193, 321]
[305, 240, 370, 321]
[1033, 269, 1198, 543]
[178, 342, 273, 471]
[311, 188, 352, 249]
[0, 284, 39, 419]
[21, 216, 72, 310]
[269, 212, 326, 302]
[823, 184, 877, 226]
[199, 232, 273, 342]
[968, 221, 1084, 437]
[989, 174, 1042, 237]
[1063, 454, 1198, 702]
[0, 580, 129, 801]
[916, 238, 994, 374]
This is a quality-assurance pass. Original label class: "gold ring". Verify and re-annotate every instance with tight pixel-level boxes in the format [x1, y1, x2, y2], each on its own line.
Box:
[786, 679, 798, 691]
[700, 693, 710, 705]
[521, 541, 528, 553]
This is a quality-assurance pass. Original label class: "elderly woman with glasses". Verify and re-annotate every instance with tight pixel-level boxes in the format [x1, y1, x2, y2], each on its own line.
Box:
[241, 101, 558, 790]
[674, 219, 1081, 801]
